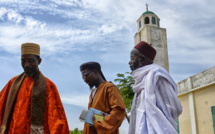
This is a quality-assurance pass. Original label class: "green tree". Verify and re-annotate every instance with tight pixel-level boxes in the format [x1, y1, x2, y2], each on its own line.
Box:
[70, 128, 83, 134]
[114, 72, 135, 123]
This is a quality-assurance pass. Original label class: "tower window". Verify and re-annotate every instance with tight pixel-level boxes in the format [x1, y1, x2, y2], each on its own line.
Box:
[139, 20, 141, 28]
[157, 19, 160, 27]
[145, 17, 149, 24]
[152, 17, 156, 24]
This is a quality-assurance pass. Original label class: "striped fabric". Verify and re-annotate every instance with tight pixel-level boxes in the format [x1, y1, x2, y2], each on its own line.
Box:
[21, 43, 40, 56]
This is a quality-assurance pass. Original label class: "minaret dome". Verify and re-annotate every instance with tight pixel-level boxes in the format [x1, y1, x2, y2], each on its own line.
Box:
[137, 4, 160, 33]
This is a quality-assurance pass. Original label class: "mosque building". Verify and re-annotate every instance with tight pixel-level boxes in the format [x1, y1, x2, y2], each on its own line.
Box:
[134, 4, 215, 134]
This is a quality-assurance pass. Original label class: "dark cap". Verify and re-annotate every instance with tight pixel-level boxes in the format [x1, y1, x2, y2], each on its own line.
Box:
[134, 41, 156, 61]
[80, 62, 101, 71]
[80, 62, 106, 81]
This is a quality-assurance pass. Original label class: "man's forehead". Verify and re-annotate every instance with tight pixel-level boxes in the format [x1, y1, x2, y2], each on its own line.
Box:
[131, 48, 141, 56]
[81, 69, 90, 73]
[21, 54, 36, 59]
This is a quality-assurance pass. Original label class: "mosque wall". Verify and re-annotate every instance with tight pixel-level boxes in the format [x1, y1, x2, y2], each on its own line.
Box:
[178, 94, 192, 134]
[134, 25, 149, 45]
[194, 85, 215, 134]
[177, 66, 215, 134]
[150, 26, 169, 71]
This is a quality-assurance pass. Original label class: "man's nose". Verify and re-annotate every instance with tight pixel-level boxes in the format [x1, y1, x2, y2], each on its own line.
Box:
[24, 62, 30, 67]
[128, 60, 131, 65]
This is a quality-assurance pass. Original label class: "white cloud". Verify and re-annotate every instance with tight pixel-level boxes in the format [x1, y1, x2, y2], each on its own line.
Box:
[61, 95, 89, 107]
[25, 17, 46, 29]
[0, 24, 100, 55]
[0, 7, 7, 20]
[81, 0, 144, 26]
[99, 24, 119, 34]
[0, 8, 45, 27]
[7, 10, 23, 24]
[50, 0, 82, 7]
[82, 0, 112, 12]
[168, 0, 206, 5]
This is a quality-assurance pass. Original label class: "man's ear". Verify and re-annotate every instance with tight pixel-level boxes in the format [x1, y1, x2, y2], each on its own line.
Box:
[138, 56, 145, 63]
[38, 58, 42, 65]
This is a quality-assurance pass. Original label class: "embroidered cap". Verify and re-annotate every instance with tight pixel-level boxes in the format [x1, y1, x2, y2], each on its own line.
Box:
[21, 43, 40, 56]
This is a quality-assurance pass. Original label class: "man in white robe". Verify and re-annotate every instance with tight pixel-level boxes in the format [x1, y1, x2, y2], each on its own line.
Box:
[128, 41, 182, 134]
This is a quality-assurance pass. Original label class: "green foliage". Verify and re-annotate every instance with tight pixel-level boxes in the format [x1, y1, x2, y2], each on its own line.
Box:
[114, 72, 134, 113]
[70, 128, 83, 134]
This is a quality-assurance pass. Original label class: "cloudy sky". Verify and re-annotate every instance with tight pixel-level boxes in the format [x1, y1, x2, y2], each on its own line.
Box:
[0, 0, 215, 132]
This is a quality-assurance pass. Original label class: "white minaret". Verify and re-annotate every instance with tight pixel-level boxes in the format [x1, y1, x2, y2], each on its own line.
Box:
[134, 4, 169, 71]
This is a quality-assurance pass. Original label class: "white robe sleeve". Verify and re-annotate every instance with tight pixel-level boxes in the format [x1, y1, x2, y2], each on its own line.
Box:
[155, 77, 182, 128]
[144, 76, 182, 134]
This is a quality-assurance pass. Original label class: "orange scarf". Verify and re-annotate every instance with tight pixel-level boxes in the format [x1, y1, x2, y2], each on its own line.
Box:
[0, 71, 46, 134]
